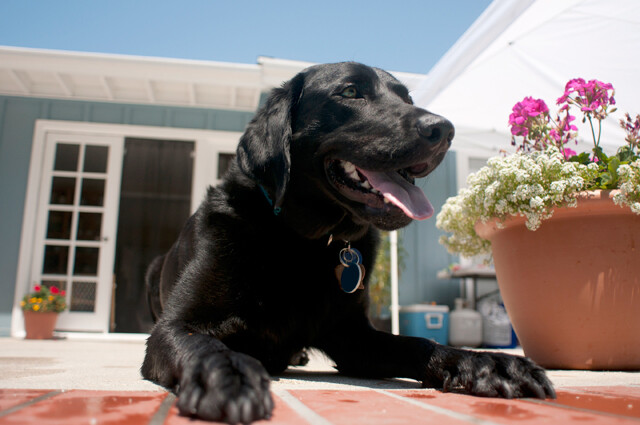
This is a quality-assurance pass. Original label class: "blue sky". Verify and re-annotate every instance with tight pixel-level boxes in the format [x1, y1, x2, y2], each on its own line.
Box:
[0, 0, 492, 74]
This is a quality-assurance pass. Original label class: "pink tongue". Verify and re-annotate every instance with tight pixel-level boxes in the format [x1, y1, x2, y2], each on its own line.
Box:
[357, 168, 434, 220]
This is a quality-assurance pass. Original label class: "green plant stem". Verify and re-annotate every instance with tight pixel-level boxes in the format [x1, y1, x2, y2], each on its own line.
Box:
[587, 115, 599, 150]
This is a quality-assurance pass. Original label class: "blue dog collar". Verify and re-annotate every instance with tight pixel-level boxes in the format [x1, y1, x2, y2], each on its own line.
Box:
[259, 185, 282, 216]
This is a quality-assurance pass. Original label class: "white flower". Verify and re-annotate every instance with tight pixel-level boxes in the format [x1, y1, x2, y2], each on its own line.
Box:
[568, 176, 585, 190]
[436, 146, 640, 258]
[618, 164, 632, 177]
[495, 199, 508, 214]
[550, 181, 567, 193]
[562, 162, 577, 174]
[529, 196, 544, 209]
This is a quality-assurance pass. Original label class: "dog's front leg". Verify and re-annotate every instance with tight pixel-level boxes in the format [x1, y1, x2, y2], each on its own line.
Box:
[141, 319, 273, 424]
[320, 321, 555, 399]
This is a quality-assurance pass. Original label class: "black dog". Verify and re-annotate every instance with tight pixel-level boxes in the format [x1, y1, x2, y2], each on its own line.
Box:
[142, 62, 555, 424]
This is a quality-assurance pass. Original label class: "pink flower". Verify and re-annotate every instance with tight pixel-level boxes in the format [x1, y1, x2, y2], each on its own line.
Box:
[33, 285, 41, 292]
[557, 78, 615, 118]
[562, 148, 577, 159]
[50, 286, 60, 295]
[509, 97, 549, 137]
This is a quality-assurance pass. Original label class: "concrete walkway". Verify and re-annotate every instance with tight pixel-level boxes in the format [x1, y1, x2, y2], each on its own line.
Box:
[1, 337, 639, 424]
[1, 337, 638, 391]
[0, 337, 437, 392]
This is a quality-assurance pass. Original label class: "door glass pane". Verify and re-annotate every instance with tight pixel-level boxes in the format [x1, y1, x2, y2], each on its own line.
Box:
[50, 177, 76, 205]
[80, 178, 105, 206]
[70, 281, 96, 312]
[43, 245, 69, 274]
[73, 247, 99, 275]
[54, 143, 79, 171]
[77, 212, 102, 241]
[46, 211, 73, 239]
[42, 279, 67, 292]
[84, 145, 109, 173]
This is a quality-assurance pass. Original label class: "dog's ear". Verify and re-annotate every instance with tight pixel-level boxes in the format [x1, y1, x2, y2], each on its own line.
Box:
[237, 74, 304, 211]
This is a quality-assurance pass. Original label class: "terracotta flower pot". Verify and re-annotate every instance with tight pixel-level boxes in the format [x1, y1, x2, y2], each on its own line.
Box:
[23, 311, 59, 339]
[475, 190, 640, 370]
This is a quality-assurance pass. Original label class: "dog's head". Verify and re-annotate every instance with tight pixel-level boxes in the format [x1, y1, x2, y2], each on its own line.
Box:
[237, 62, 453, 233]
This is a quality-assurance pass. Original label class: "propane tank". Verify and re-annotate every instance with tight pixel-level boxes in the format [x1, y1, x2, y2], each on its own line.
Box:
[449, 298, 483, 347]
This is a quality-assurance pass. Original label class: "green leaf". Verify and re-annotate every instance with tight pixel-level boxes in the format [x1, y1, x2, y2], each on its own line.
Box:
[594, 157, 622, 189]
[598, 172, 612, 189]
[608, 157, 621, 175]
[593, 146, 609, 163]
[569, 152, 591, 165]
[617, 145, 638, 163]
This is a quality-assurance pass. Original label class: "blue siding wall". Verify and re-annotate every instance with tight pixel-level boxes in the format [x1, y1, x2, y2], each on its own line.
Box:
[398, 152, 459, 308]
[0, 95, 255, 333]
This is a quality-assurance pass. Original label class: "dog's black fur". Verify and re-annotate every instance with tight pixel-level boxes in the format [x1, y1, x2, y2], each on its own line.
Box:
[141, 62, 555, 424]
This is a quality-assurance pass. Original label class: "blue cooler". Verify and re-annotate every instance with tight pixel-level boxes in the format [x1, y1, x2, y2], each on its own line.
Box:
[399, 304, 450, 345]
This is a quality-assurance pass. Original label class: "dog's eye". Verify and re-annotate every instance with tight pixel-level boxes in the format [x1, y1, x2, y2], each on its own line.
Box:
[340, 86, 359, 98]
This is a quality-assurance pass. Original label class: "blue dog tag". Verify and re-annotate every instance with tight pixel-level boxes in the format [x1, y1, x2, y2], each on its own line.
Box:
[336, 246, 365, 293]
[340, 263, 363, 293]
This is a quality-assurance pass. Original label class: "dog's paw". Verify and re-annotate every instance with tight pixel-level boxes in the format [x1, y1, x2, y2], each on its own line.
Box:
[429, 348, 556, 399]
[176, 351, 273, 424]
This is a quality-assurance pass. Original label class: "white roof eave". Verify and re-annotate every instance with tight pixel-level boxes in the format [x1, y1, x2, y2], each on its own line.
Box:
[0, 46, 428, 111]
[0, 46, 263, 110]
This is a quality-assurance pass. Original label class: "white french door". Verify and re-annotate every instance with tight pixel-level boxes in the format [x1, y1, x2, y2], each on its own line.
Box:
[30, 132, 123, 332]
[14, 120, 244, 336]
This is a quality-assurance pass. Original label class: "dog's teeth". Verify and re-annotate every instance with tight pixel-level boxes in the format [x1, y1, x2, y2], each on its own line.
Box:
[348, 170, 360, 181]
[342, 161, 356, 173]
[383, 197, 390, 204]
[360, 181, 372, 189]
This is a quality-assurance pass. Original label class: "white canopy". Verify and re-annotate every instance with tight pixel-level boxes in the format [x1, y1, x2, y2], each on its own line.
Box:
[412, 0, 640, 156]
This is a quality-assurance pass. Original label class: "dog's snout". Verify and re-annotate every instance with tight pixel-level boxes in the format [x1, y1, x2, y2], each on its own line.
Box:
[417, 116, 455, 145]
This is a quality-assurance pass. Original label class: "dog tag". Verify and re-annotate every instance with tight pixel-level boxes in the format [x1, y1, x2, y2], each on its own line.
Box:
[337, 246, 366, 293]
[340, 263, 362, 293]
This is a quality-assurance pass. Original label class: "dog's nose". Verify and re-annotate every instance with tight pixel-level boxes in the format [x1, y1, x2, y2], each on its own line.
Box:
[417, 115, 455, 145]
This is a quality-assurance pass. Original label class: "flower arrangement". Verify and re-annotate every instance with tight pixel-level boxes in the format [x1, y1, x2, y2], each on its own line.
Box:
[20, 284, 67, 313]
[437, 78, 640, 257]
